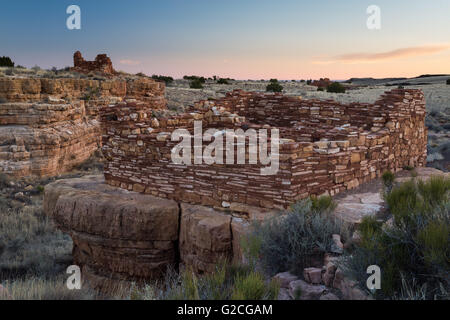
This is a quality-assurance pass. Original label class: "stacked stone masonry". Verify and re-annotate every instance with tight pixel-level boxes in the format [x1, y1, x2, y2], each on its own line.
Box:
[101, 88, 427, 210]
[0, 76, 166, 177]
[72, 51, 116, 76]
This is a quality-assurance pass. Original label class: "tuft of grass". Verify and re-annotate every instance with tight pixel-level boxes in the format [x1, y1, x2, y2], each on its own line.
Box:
[161, 262, 277, 300]
[0, 200, 72, 279]
[231, 271, 274, 300]
[4, 277, 96, 300]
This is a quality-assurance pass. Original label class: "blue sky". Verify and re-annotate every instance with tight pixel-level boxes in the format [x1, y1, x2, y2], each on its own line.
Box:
[1, 0, 449, 79]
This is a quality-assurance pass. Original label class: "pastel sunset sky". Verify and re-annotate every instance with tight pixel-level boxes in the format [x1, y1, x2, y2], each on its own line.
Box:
[1, 0, 449, 80]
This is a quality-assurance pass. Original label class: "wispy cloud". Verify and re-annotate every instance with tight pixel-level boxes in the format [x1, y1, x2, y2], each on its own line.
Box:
[119, 59, 141, 66]
[312, 44, 450, 65]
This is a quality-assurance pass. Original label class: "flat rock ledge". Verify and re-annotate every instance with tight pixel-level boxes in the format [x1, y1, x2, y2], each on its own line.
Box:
[333, 167, 449, 226]
[43, 175, 250, 289]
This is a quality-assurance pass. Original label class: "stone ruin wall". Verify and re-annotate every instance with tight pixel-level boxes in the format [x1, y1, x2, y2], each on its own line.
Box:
[0, 76, 166, 177]
[101, 88, 427, 212]
[72, 51, 116, 76]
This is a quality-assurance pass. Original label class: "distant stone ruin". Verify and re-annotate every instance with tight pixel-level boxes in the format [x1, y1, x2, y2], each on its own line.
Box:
[312, 78, 333, 88]
[72, 51, 116, 76]
[101, 88, 428, 212]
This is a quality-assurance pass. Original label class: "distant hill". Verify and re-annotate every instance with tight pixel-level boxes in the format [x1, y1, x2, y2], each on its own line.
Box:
[414, 74, 450, 79]
[346, 75, 450, 86]
[346, 77, 407, 86]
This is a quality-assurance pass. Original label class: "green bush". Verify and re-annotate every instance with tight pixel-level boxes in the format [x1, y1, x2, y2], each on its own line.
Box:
[243, 197, 345, 276]
[341, 176, 450, 299]
[0, 56, 14, 67]
[217, 78, 229, 84]
[326, 82, 346, 93]
[189, 79, 204, 89]
[317, 87, 325, 92]
[266, 80, 283, 93]
[184, 75, 206, 83]
[446, 79, 450, 85]
[152, 75, 174, 85]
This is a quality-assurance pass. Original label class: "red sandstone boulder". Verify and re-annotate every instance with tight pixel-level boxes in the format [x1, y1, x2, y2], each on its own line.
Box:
[43, 175, 180, 288]
[179, 203, 232, 273]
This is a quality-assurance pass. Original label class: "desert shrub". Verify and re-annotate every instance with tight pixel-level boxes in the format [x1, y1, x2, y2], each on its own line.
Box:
[427, 152, 444, 163]
[0, 173, 11, 188]
[446, 79, 450, 85]
[217, 78, 229, 84]
[386, 176, 450, 225]
[266, 79, 283, 93]
[162, 263, 278, 300]
[0, 56, 14, 67]
[243, 197, 345, 276]
[189, 79, 204, 89]
[184, 75, 206, 83]
[326, 82, 346, 93]
[340, 177, 450, 299]
[382, 170, 395, 194]
[151, 75, 174, 85]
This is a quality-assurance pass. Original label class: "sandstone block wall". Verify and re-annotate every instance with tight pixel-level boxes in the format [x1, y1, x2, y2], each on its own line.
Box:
[72, 51, 116, 76]
[0, 76, 166, 177]
[101, 88, 427, 211]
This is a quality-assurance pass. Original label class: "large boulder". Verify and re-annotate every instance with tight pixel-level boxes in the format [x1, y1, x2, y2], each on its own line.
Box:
[179, 203, 232, 273]
[44, 175, 180, 288]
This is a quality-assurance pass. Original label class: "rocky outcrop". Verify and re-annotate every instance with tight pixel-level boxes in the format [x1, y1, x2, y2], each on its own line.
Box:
[180, 204, 232, 273]
[43, 175, 250, 287]
[0, 76, 166, 177]
[44, 175, 180, 288]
